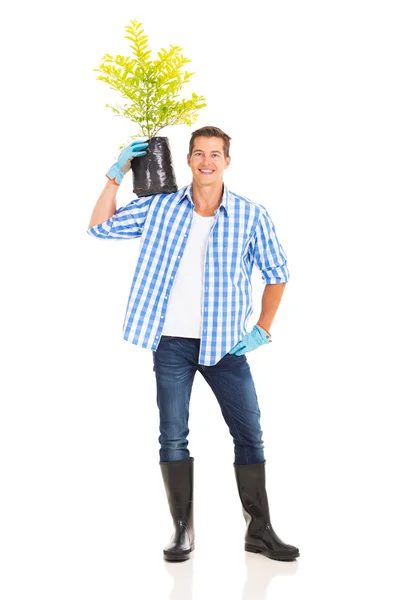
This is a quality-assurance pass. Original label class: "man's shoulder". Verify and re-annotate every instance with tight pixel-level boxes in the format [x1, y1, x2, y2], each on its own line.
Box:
[228, 188, 268, 216]
[134, 185, 189, 205]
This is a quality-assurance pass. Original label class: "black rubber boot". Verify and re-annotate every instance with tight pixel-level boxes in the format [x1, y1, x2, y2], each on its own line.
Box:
[160, 457, 195, 562]
[234, 461, 299, 561]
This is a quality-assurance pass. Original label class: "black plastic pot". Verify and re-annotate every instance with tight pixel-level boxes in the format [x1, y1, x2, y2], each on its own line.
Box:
[131, 136, 178, 197]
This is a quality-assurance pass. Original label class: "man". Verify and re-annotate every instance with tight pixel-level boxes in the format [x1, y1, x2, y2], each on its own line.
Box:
[87, 126, 299, 563]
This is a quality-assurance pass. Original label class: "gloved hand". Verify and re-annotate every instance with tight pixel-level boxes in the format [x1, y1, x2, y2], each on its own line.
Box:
[229, 325, 272, 356]
[106, 140, 149, 185]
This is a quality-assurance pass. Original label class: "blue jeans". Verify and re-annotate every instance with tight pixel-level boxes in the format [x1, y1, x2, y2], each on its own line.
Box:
[152, 336, 265, 465]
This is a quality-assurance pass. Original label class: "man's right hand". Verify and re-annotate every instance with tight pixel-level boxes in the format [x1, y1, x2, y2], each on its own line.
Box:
[106, 140, 149, 185]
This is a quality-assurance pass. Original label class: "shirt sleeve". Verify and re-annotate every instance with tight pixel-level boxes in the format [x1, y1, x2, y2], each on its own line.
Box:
[86, 194, 153, 240]
[250, 207, 290, 284]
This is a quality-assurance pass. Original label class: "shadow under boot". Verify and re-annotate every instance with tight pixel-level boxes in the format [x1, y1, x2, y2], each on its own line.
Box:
[234, 461, 299, 561]
[160, 457, 195, 562]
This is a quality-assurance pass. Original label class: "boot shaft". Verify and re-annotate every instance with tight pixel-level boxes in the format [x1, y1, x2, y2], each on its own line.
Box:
[234, 462, 271, 526]
[160, 457, 194, 526]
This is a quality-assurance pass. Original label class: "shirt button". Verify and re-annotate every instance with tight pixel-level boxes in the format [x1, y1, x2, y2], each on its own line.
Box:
[171, 276, 174, 279]
[155, 336, 159, 339]
[165, 295, 168, 299]
[161, 316, 164, 319]
[178, 255, 181, 259]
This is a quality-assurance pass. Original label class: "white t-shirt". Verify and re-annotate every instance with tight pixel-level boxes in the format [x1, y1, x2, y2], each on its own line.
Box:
[162, 211, 214, 338]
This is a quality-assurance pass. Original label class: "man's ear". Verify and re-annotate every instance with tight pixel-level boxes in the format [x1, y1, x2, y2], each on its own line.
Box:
[187, 153, 191, 166]
[225, 156, 231, 169]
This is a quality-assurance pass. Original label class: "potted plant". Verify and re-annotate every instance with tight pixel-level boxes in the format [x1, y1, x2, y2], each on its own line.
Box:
[93, 19, 207, 196]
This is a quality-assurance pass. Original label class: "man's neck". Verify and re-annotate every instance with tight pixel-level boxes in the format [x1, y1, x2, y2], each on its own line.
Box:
[191, 181, 224, 216]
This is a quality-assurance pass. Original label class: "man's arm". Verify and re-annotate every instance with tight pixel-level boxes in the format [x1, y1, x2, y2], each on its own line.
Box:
[256, 283, 286, 335]
[87, 138, 149, 228]
[87, 180, 154, 240]
[88, 178, 118, 229]
[251, 207, 290, 336]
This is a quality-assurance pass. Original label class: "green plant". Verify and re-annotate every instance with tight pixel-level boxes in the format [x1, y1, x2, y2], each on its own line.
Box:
[93, 19, 207, 146]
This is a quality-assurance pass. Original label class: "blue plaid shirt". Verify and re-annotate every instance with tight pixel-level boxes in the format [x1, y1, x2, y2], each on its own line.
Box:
[87, 183, 290, 365]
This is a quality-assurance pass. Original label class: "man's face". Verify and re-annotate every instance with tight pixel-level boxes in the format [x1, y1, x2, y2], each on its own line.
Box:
[187, 136, 231, 187]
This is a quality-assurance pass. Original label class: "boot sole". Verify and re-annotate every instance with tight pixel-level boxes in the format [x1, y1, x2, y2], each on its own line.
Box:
[245, 543, 299, 561]
[163, 543, 195, 562]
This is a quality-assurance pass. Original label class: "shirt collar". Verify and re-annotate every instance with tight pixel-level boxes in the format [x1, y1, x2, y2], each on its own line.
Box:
[178, 183, 231, 217]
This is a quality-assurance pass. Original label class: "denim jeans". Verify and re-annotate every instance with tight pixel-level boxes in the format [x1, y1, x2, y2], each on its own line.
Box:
[152, 336, 265, 465]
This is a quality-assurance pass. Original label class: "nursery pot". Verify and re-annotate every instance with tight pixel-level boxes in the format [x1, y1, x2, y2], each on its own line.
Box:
[131, 136, 178, 197]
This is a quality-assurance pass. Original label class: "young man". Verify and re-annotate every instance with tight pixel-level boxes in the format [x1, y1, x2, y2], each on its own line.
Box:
[87, 126, 299, 563]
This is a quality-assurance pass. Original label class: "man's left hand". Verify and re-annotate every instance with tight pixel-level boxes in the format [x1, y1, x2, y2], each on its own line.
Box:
[229, 325, 272, 356]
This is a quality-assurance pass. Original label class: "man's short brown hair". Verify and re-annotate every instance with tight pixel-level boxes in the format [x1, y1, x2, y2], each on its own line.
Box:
[189, 126, 231, 158]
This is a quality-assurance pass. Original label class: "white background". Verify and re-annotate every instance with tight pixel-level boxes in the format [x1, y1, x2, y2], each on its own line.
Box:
[1, 1, 399, 598]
